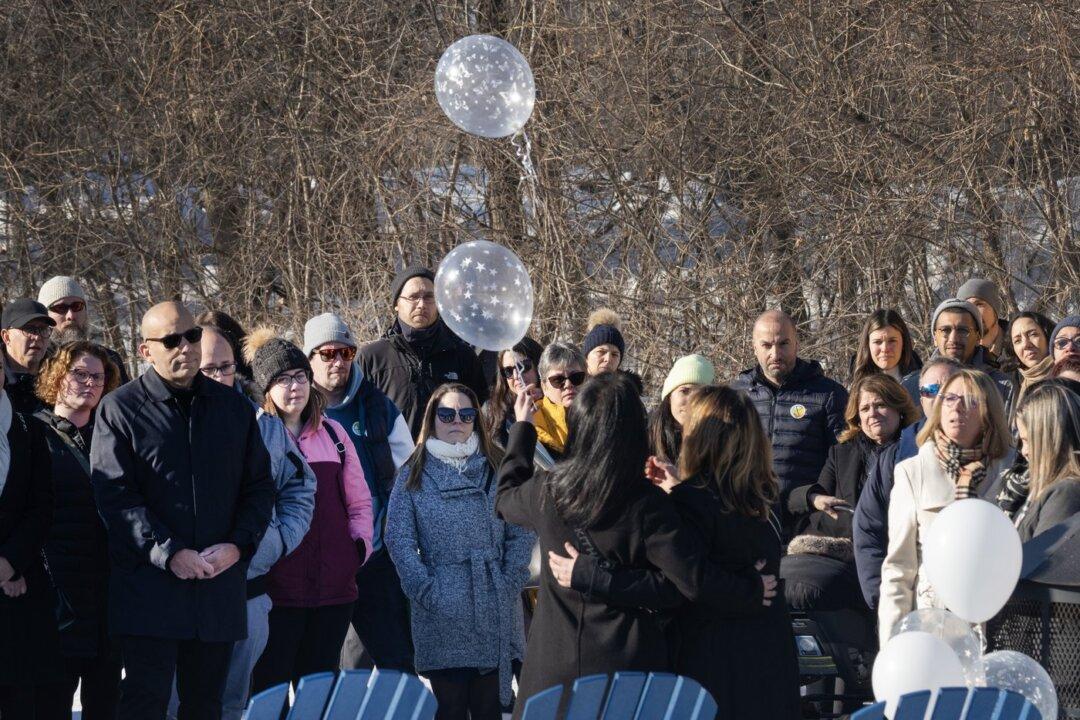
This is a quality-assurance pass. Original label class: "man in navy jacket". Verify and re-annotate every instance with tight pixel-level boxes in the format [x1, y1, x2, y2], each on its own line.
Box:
[731, 310, 848, 540]
[92, 301, 275, 720]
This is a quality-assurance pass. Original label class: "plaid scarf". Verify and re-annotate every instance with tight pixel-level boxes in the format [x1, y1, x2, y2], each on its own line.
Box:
[934, 429, 987, 500]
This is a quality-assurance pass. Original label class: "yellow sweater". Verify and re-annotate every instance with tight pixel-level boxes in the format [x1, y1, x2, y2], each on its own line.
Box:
[533, 397, 569, 455]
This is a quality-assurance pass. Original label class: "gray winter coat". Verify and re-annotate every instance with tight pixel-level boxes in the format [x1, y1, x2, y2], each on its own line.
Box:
[385, 448, 534, 703]
[247, 410, 317, 580]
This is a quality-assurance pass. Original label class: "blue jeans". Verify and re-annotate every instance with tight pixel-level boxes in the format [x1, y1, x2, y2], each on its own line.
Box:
[166, 593, 272, 720]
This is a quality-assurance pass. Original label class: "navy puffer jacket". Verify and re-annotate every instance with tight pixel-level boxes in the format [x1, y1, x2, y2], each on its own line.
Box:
[731, 359, 847, 536]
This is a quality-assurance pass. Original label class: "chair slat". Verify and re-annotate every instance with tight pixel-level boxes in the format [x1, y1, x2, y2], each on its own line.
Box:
[995, 690, 1040, 720]
[287, 672, 336, 720]
[244, 682, 289, 720]
[600, 673, 647, 720]
[323, 670, 373, 720]
[520, 685, 563, 720]
[357, 670, 404, 720]
[633, 673, 678, 720]
[930, 687, 971, 720]
[566, 674, 610, 720]
[894, 690, 932, 720]
[386, 674, 429, 720]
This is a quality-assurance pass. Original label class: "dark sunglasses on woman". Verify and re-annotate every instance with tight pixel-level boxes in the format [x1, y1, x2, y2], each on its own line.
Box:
[144, 327, 203, 350]
[500, 360, 534, 379]
[436, 407, 479, 424]
[546, 371, 586, 390]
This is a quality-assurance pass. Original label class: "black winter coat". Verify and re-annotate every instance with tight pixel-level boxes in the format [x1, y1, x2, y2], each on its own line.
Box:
[789, 434, 894, 539]
[731, 359, 848, 536]
[35, 409, 111, 659]
[91, 369, 275, 641]
[4, 369, 43, 415]
[671, 482, 801, 720]
[357, 319, 489, 438]
[0, 408, 61, 684]
[495, 422, 762, 718]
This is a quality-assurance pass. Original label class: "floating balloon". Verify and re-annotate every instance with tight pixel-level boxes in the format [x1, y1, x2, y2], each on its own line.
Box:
[980, 651, 1057, 720]
[892, 608, 984, 687]
[435, 35, 536, 138]
[923, 499, 1022, 623]
[435, 240, 534, 351]
[873, 631, 966, 717]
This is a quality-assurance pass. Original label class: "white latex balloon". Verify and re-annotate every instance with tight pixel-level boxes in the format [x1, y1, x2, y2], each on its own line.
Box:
[435, 240, 534, 351]
[980, 651, 1057, 720]
[892, 608, 985, 686]
[873, 631, 966, 717]
[435, 35, 536, 138]
[923, 499, 1022, 623]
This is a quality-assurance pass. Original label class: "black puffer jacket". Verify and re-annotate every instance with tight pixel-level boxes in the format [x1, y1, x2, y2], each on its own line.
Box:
[357, 319, 489, 438]
[731, 359, 848, 536]
[35, 409, 111, 659]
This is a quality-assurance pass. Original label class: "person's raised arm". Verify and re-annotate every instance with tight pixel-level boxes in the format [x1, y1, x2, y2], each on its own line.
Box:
[494, 388, 544, 531]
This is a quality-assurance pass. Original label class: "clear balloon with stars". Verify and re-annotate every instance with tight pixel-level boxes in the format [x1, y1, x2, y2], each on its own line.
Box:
[435, 240, 534, 351]
[434, 35, 536, 139]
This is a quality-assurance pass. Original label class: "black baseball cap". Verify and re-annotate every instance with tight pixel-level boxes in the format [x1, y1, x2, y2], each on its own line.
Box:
[2, 299, 56, 331]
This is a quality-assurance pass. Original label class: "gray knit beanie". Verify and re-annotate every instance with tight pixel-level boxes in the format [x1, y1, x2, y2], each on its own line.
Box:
[956, 278, 1003, 319]
[932, 298, 984, 336]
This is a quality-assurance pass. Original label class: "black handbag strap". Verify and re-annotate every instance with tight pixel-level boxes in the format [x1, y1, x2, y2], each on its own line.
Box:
[321, 420, 348, 466]
[48, 423, 92, 478]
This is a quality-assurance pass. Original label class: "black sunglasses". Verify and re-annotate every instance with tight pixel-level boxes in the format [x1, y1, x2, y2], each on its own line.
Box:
[500, 360, 534, 380]
[436, 407, 478, 424]
[546, 371, 586, 390]
[145, 327, 203, 350]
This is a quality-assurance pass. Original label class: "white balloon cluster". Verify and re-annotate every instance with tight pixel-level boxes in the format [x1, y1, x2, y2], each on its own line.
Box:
[872, 500, 1056, 718]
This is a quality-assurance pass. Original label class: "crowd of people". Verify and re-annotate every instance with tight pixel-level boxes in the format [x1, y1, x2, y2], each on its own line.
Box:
[0, 267, 1078, 720]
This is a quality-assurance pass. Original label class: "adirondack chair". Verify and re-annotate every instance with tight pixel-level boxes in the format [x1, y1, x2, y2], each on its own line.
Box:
[850, 687, 1042, 720]
[520, 671, 718, 720]
[242, 669, 437, 720]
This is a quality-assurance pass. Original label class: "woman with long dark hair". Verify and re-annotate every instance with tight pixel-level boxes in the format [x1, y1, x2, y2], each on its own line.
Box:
[387, 383, 533, 720]
[850, 309, 921, 386]
[482, 337, 544, 449]
[496, 373, 775, 716]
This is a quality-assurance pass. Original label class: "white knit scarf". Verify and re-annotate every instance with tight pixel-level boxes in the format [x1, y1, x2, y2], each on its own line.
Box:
[0, 390, 11, 497]
[424, 432, 479, 472]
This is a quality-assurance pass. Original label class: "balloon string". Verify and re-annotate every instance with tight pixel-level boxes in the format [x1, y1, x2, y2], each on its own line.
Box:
[512, 130, 540, 237]
[972, 622, 986, 654]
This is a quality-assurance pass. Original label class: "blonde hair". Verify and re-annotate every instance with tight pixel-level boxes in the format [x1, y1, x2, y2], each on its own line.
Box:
[678, 385, 778, 520]
[838, 374, 918, 443]
[1017, 383, 1080, 501]
[916, 369, 1011, 460]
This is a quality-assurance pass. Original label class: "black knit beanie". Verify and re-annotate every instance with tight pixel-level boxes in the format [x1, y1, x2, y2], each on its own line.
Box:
[390, 266, 435, 305]
[252, 338, 311, 394]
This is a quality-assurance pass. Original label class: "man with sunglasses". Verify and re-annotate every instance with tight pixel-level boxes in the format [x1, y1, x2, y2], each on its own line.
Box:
[899, 298, 1013, 411]
[731, 310, 849, 540]
[1, 298, 56, 413]
[854, 357, 962, 610]
[91, 301, 275, 719]
[38, 275, 131, 383]
[356, 266, 488, 438]
[303, 313, 416, 674]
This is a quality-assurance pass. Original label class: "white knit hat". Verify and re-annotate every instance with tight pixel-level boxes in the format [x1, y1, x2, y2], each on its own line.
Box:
[303, 312, 357, 355]
[37, 276, 87, 309]
[661, 354, 716, 400]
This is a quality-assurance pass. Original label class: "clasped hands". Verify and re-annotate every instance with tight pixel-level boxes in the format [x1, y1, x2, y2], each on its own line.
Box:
[168, 544, 241, 580]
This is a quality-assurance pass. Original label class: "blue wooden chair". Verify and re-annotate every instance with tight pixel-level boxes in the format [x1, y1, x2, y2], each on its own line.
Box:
[243, 682, 289, 720]
[850, 687, 1042, 720]
[244, 668, 436, 720]
[521, 671, 717, 720]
